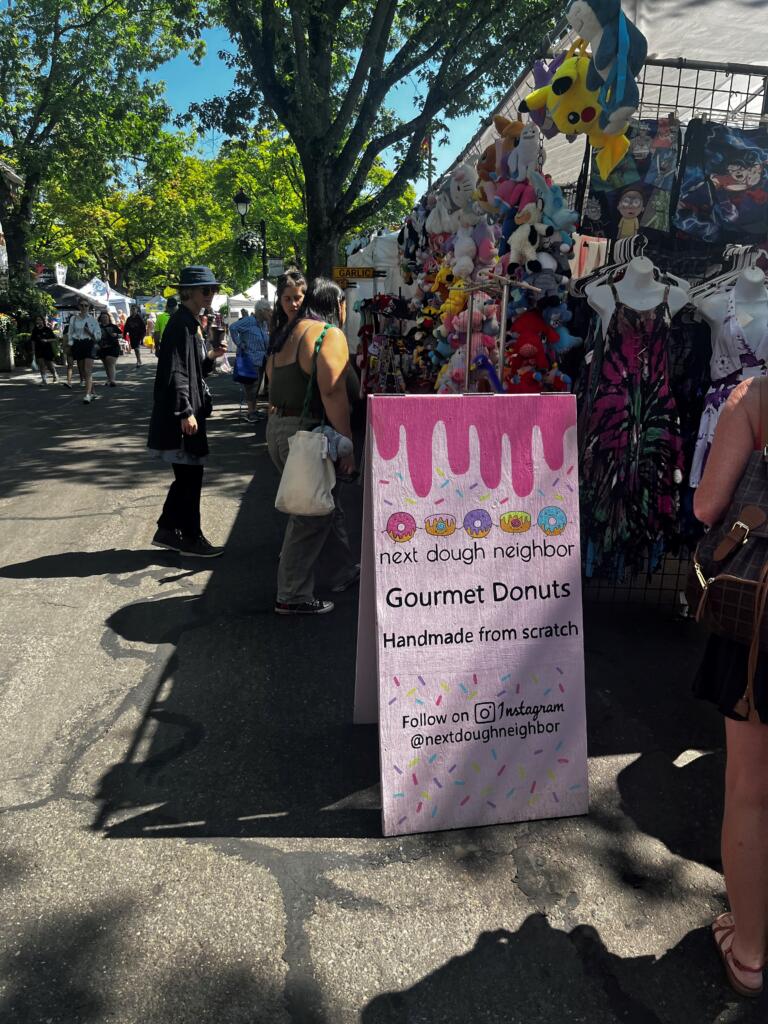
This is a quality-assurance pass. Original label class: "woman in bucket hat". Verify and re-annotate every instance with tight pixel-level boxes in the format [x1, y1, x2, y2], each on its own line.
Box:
[147, 266, 229, 557]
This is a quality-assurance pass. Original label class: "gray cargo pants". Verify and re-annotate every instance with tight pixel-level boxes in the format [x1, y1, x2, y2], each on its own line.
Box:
[267, 414, 357, 604]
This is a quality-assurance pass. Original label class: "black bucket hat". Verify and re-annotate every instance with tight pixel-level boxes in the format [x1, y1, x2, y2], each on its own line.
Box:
[173, 265, 222, 288]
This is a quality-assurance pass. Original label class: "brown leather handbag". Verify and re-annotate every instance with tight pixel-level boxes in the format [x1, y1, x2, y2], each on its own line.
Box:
[686, 380, 768, 721]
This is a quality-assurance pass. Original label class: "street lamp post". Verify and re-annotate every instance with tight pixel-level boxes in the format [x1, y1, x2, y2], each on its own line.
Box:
[233, 189, 250, 227]
[259, 219, 268, 300]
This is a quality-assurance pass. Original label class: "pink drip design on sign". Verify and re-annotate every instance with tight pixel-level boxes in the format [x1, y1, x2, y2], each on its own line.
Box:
[371, 396, 576, 498]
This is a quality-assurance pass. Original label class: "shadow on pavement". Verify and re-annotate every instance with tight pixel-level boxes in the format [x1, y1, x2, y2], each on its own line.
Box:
[361, 914, 767, 1024]
[4, 367, 724, 843]
[0, 549, 179, 579]
[0, 895, 291, 1024]
[92, 444, 381, 839]
[87, 445, 728, 842]
[617, 750, 725, 868]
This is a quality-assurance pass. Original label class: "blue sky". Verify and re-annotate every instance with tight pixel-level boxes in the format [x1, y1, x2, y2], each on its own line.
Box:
[151, 28, 478, 197]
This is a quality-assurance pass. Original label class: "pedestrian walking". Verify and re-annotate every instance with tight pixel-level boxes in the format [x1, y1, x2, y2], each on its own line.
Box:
[694, 375, 768, 998]
[230, 300, 271, 422]
[30, 316, 59, 385]
[97, 310, 121, 386]
[124, 305, 146, 367]
[67, 300, 101, 403]
[152, 296, 177, 357]
[266, 277, 358, 615]
[147, 266, 228, 558]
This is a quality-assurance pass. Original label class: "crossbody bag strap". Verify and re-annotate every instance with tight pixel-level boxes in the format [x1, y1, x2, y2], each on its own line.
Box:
[300, 323, 331, 425]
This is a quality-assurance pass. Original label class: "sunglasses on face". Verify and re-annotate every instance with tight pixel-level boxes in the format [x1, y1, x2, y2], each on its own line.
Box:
[199, 286, 217, 297]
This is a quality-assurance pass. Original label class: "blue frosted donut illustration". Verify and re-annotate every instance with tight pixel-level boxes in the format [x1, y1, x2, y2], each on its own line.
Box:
[537, 506, 567, 536]
[463, 508, 493, 539]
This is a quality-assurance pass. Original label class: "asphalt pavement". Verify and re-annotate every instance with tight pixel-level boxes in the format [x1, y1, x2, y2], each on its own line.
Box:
[0, 352, 764, 1023]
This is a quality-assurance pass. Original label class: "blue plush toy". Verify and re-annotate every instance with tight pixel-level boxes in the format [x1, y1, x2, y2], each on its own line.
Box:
[542, 303, 582, 355]
[529, 171, 579, 246]
[566, 0, 648, 135]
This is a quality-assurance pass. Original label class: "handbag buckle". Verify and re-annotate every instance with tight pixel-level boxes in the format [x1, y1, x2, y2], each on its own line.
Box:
[694, 562, 710, 590]
[733, 520, 751, 544]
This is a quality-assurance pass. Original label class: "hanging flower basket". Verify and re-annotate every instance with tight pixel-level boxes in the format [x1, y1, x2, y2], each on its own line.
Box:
[236, 231, 261, 257]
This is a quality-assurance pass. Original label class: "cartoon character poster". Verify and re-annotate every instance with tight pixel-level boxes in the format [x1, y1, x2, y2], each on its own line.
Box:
[581, 117, 680, 240]
[354, 394, 588, 837]
[673, 119, 768, 243]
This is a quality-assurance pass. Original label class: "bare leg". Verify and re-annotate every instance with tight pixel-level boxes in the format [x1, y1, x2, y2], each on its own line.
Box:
[720, 716, 768, 981]
[46, 359, 58, 381]
[66, 352, 74, 386]
[103, 355, 117, 383]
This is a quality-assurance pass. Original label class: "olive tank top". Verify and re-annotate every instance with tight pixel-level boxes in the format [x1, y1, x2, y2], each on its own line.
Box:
[269, 323, 329, 419]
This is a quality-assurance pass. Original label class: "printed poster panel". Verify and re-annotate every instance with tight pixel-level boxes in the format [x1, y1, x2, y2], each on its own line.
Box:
[354, 394, 587, 837]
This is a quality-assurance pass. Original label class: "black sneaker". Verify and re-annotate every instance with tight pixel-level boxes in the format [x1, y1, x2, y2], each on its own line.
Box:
[274, 599, 334, 615]
[178, 534, 225, 558]
[151, 527, 183, 551]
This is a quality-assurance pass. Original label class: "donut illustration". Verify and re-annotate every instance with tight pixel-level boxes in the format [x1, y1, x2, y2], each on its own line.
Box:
[537, 506, 567, 535]
[500, 511, 531, 534]
[386, 511, 417, 543]
[424, 514, 457, 538]
[463, 508, 493, 539]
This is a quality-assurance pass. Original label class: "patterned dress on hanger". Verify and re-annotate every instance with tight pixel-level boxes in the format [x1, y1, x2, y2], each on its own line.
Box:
[689, 290, 767, 487]
[581, 284, 684, 579]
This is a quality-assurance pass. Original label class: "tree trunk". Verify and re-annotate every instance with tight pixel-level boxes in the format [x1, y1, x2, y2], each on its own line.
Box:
[0, 177, 39, 282]
[303, 161, 341, 279]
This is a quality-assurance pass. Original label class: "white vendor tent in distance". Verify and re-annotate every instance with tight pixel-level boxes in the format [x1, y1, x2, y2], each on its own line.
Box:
[225, 281, 276, 323]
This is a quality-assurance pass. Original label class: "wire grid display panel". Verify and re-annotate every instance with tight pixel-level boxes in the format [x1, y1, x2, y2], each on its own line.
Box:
[583, 554, 692, 613]
[636, 59, 768, 129]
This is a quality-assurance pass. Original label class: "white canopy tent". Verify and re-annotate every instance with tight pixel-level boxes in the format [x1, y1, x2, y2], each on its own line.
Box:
[225, 281, 277, 324]
[79, 277, 132, 316]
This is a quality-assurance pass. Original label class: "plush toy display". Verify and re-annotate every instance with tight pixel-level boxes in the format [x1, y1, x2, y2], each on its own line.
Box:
[543, 304, 582, 355]
[505, 202, 553, 267]
[451, 223, 477, 279]
[566, 0, 648, 135]
[507, 121, 541, 182]
[529, 56, 566, 138]
[529, 171, 579, 247]
[372, 67, 584, 398]
[519, 52, 629, 179]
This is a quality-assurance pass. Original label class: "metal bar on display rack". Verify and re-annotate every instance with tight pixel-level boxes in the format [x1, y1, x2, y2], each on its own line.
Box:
[497, 281, 510, 378]
[464, 292, 475, 393]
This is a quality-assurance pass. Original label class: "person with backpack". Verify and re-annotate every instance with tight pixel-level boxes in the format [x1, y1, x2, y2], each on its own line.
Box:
[230, 300, 271, 422]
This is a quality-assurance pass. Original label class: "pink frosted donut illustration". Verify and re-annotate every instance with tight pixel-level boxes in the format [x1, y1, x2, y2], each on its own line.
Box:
[463, 508, 493, 539]
[386, 511, 417, 543]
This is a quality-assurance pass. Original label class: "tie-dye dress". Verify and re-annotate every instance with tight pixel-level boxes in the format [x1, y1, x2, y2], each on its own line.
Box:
[581, 285, 685, 578]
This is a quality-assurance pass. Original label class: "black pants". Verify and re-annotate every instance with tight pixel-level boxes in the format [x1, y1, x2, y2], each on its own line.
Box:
[157, 463, 204, 538]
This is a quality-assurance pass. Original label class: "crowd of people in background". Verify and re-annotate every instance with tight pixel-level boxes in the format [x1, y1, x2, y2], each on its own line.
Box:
[26, 266, 362, 613]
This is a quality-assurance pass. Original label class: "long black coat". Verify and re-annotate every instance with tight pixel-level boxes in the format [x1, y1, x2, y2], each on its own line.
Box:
[147, 306, 215, 457]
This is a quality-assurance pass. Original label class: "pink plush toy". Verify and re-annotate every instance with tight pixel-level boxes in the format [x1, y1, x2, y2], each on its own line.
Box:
[493, 179, 536, 215]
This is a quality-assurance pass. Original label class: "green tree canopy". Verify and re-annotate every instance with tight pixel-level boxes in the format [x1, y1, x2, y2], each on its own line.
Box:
[0, 0, 203, 303]
[31, 131, 415, 294]
[192, 0, 560, 275]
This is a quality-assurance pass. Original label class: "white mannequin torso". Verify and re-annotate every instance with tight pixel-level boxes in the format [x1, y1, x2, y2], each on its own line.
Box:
[696, 268, 768, 362]
[585, 257, 690, 322]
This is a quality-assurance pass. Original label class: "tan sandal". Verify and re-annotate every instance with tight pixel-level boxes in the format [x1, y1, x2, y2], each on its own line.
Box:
[712, 913, 764, 998]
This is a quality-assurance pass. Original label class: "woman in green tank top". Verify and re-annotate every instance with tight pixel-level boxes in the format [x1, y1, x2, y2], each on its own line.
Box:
[266, 278, 358, 615]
